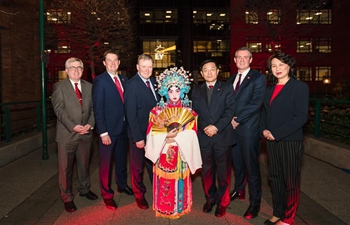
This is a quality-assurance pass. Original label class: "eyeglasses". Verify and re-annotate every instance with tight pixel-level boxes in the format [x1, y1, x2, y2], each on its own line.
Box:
[67, 66, 83, 71]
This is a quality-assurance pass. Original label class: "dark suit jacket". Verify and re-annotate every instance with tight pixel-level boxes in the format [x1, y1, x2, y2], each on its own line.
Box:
[92, 71, 128, 137]
[227, 70, 266, 137]
[124, 73, 159, 143]
[192, 80, 235, 147]
[260, 78, 309, 142]
[52, 78, 94, 142]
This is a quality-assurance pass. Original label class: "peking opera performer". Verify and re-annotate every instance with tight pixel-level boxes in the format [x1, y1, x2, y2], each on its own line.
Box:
[145, 67, 202, 219]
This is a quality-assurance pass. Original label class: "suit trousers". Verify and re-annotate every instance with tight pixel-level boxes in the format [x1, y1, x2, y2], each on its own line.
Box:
[231, 132, 262, 206]
[267, 141, 304, 224]
[99, 132, 128, 200]
[201, 140, 232, 207]
[57, 140, 92, 203]
[129, 140, 153, 200]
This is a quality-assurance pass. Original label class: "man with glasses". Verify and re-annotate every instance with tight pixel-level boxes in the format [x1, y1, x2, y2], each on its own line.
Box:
[51, 57, 97, 213]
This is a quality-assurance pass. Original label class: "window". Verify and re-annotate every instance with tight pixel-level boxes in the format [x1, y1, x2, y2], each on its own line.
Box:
[267, 9, 281, 24]
[142, 39, 176, 68]
[55, 39, 71, 54]
[297, 66, 312, 81]
[297, 38, 312, 53]
[193, 40, 230, 54]
[246, 37, 262, 53]
[297, 9, 332, 24]
[193, 9, 229, 24]
[297, 0, 332, 24]
[46, 9, 71, 24]
[315, 66, 331, 81]
[315, 38, 331, 53]
[140, 10, 178, 23]
[266, 38, 281, 52]
[245, 11, 258, 24]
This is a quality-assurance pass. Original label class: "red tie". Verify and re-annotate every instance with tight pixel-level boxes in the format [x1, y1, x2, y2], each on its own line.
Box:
[209, 85, 214, 89]
[74, 83, 82, 106]
[146, 80, 151, 89]
[234, 74, 242, 93]
[114, 76, 124, 103]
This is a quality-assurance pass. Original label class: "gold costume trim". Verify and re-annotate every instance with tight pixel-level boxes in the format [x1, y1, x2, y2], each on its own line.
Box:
[151, 107, 194, 134]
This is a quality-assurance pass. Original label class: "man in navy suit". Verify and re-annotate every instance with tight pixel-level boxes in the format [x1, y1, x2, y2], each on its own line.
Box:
[192, 59, 235, 217]
[227, 47, 266, 220]
[124, 54, 159, 210]
[92, 50, 133, 210]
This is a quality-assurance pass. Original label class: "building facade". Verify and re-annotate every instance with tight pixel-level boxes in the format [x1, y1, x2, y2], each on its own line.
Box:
[44, 0, 350, 95]
[230, 0, 350, 95]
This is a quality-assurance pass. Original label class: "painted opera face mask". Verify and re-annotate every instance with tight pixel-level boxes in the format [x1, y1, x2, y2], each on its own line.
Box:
[168, 86, 181, 104]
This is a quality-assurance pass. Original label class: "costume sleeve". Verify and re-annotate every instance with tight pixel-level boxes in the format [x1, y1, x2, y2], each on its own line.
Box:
[175, 129, 202, 174]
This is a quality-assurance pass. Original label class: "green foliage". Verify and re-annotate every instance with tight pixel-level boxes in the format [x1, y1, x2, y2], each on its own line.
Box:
[307, 100, 350, 144]
[332, 80, 350, 100]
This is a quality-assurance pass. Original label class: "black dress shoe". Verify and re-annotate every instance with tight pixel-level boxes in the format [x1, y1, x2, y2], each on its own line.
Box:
[79, 191, 98, 200]
[264, 218, 280, 224]
[229, 190, 245, 201]
[64, 201, 77, 213]
[202, 201, 215, 213]
[117, 186, 134, 195]
[136, 198, 149, 209]
[243, 204, 260, 220]
[215, 205, 227, 217]
[103, 198, 118, 210]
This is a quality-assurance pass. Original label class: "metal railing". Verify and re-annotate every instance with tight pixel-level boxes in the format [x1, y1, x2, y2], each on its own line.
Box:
[0, 99, 55, 143]
[1, 98, 349, 145]
[306, 98, 350, 144]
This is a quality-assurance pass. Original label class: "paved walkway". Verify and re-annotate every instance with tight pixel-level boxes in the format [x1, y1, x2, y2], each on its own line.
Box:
[0, 139, 349, 225]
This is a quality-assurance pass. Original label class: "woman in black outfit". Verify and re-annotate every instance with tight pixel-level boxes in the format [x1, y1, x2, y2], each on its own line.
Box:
[260, 52, 309, 225]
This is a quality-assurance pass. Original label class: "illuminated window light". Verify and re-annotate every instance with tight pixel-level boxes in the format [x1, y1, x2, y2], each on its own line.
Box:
[306, 17, 313, 20]
[104, 42, 109, 45]
[245, 11, 250, 14]
[166, 11, 172, 13]
[267, 12, 273, 15]
[193, 11, 197, 13]
[166, 15, 171, 18]
[207, 13, 212, 16]
[67, 12, 71, 15]
[220, 13, 226, 16]
[315, 12, 322, 15]
[145, 13, 150, 16]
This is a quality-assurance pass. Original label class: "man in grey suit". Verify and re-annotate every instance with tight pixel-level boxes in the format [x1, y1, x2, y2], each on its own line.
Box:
[52, 57, 98, 213]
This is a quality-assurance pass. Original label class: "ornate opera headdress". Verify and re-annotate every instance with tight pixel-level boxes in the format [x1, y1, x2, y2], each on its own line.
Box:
[156, 66, 192, 108]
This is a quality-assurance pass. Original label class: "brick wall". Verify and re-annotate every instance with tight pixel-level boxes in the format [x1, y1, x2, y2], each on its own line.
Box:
[1, 1, 43, 138]
[1, 0, 41, 103]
